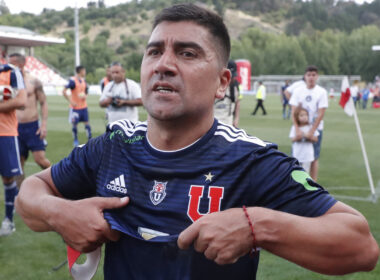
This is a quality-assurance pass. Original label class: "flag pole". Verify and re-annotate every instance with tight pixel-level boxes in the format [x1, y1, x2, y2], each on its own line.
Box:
[351, 103, 376, 201]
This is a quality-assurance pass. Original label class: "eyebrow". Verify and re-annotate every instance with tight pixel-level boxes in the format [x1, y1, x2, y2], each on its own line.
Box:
[146, 40, 205, 54]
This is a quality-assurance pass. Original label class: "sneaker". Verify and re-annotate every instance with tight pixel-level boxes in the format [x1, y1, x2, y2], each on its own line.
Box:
[73, 139, 79, 147]
[0, 218, 15, 236]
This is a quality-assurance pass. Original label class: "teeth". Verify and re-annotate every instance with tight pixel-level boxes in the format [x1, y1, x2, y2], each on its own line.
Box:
[156, 86, 173, 92]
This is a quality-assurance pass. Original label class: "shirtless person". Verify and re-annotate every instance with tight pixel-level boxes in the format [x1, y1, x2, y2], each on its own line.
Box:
[9, 53, 50, 187]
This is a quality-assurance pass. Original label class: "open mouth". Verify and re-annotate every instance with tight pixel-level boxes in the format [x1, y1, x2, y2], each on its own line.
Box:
[155, 86, 175, 93]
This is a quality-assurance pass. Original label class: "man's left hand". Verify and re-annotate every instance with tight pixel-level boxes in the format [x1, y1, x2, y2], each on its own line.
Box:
[178, 208, 253, 265]
[36, 126, 47, 139]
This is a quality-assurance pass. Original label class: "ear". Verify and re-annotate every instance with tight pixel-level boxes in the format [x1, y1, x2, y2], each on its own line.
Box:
[215, 68, 231, 99]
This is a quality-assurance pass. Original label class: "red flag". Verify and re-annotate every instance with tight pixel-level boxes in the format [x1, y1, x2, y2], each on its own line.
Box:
[339, 76, 354, 116]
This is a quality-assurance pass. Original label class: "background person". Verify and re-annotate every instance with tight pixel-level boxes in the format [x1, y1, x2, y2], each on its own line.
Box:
[289, 106, 319, 173]
[8, 53, 51, 189]
[251, 81, 267, 115]
[63, 65, 92, 147]
[0, 63, 26, 236]
[289, 65, 328, 182]
[99, 62, 142, 123]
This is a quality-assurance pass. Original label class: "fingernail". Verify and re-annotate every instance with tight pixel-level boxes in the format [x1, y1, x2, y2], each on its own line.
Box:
[121, 196, 129, 203]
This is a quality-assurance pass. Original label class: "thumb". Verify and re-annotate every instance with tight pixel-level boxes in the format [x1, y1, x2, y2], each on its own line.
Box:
[95, 196, 129, 210]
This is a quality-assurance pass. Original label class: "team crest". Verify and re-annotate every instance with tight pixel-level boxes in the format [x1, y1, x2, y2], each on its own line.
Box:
[149, 181, 167, 205]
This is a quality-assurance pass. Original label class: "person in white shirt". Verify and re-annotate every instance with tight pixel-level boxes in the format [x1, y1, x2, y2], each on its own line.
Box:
[289, 65, 328, 181]
[99, 62, 143, 123]
[284, 79, 305, 100]
[350, 82, 359, 108]
[289, 106, 319, 173]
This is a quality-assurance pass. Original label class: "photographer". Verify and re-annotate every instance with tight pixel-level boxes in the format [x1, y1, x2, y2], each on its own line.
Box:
[99, 62, 142, 123]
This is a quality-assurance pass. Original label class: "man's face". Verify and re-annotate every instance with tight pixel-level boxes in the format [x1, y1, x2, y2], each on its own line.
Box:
[8, 56, 24, 71]
[111, 65, 125, 83]
[140, 21, 230, 122]
[304, 71, 318, 89]
[78, 68, 86, 78]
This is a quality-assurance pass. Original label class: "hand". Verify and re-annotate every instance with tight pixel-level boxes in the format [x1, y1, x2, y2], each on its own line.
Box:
[49, 196, 129, 253]
[305, 130, 314, 141]
[295, 127, 303, 139]
[36, 126, 47, 139]
[71, 101, 78, 108]
[178, 208, 253, 265]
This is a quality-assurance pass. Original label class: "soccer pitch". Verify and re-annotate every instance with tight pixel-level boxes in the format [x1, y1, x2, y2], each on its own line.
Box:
[0, 94, 379, 279]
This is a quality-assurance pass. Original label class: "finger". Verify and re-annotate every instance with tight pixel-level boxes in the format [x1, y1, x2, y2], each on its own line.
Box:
[204, 246, 218, 261]
[103, 228, 121, 242]
[94, 196, 129, 210]
[178, 222, 200, 250]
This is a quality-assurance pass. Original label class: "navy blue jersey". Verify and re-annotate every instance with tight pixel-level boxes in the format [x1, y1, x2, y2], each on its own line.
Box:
[52, 119, 336, 280]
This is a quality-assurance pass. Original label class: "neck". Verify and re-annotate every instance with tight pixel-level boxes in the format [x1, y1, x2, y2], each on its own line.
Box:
[146, 114, 214, 151]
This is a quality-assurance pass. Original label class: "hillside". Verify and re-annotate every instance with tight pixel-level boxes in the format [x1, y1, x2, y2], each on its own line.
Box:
[0, 0, 379, 82]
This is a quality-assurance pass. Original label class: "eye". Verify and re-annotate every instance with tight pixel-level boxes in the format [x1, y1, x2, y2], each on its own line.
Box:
[180, 51, 196, 58]
[147, 48, 161, 56]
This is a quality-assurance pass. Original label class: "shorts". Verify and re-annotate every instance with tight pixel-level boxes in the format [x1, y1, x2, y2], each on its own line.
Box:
[69, 108, 89, 124]
[18, 120, 47, 160]
[0, 136, 22, 177]
[313, 130, 323, 160]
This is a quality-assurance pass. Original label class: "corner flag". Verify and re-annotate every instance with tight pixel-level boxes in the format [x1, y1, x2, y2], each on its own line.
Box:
[339, 76, 355, 116]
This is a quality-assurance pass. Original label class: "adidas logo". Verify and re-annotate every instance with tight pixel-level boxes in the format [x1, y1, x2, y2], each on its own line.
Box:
[106, 174, 127, 194]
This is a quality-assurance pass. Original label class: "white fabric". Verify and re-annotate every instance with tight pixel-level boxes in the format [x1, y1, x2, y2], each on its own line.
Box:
[350, 85, 359, 98]
[100, 79, 141, 123]
[289, 84, 328, 130]
[289, 125, 319, 163]
[286, 80, 305, 96]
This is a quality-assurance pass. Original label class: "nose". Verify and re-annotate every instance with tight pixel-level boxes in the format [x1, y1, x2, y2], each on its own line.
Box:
[154, 50, 177, 77]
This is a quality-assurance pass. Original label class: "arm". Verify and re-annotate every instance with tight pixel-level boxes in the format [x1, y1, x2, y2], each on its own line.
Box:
[0, 88, 27, 112]
[178, 202, 379, 275]
[15, 168, 130, 252]
[284, 89, 291, 100]
[306, 108, 326, 139]
[290, 105, 303, 139]
[62, 86, 77, 108]
[99, 96, 113, 107]
[233, 99, 240, 128]
[116, 98, 143, 107]
[35, 80, 48, 139]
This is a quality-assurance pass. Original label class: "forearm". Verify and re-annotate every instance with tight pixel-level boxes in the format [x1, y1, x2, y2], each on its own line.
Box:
[233, 101, 240, 126]
[250, 205, 378, 274]
[0, 90, 26, 112]
[16, 174, 64, 232]
[40, 102, 48, 128]
[99, 96, 112, 107]
[121, 98, 143, 106]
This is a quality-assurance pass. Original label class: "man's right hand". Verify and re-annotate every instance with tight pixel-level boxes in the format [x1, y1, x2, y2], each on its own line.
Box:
[49, 196, 129, 253]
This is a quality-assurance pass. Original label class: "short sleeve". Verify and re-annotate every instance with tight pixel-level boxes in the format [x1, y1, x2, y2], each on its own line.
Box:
[128, 80, 141, 99]
[288, 90, 299, 107]
[318, 88, 329, 109]
[65, 79, 76, 89]
[51, 133, 108, 200]
[250, 147, 336, 217]
[10, 69, 25, 89]
[289, 125, 295, 138]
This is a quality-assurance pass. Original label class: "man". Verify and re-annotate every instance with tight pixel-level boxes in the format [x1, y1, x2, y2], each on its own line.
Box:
[281, 80, 291, 119]
[251, 81, 267, 115]
[289, 66, 327, 181]
[99, 62, 142, 123]
[0, 63, 26, 236]
[284, 78, 305, 100]
[8, 54, 50, 188]
[16, 4, 378, 279]
[100, 66, 112, 92]
[63, 65, 92, 147]
[214, 60, 241, 127]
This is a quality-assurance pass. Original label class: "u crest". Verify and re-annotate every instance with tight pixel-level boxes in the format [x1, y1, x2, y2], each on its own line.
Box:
[187, 185, 224, 222]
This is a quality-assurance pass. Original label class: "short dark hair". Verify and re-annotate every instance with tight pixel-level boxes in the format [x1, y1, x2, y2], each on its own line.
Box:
[9, 53, 26, 64]
[153, 3, 230, 66]
[305, 65, 318, 73]
[76, 65, 85, 74]
[110, 61, 123, 68]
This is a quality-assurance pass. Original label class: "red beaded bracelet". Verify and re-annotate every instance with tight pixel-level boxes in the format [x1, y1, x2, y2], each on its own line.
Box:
[242, 205, 258, 255]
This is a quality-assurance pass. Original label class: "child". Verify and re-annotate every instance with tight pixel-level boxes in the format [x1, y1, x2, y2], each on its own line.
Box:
[289, 107, 319, 173]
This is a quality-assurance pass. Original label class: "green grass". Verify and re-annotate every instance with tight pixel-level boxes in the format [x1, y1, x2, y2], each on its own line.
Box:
[0, 94, 379, 279]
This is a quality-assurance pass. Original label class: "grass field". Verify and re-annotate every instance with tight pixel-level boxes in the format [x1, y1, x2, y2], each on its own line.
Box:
[0, 94, 379, 279]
